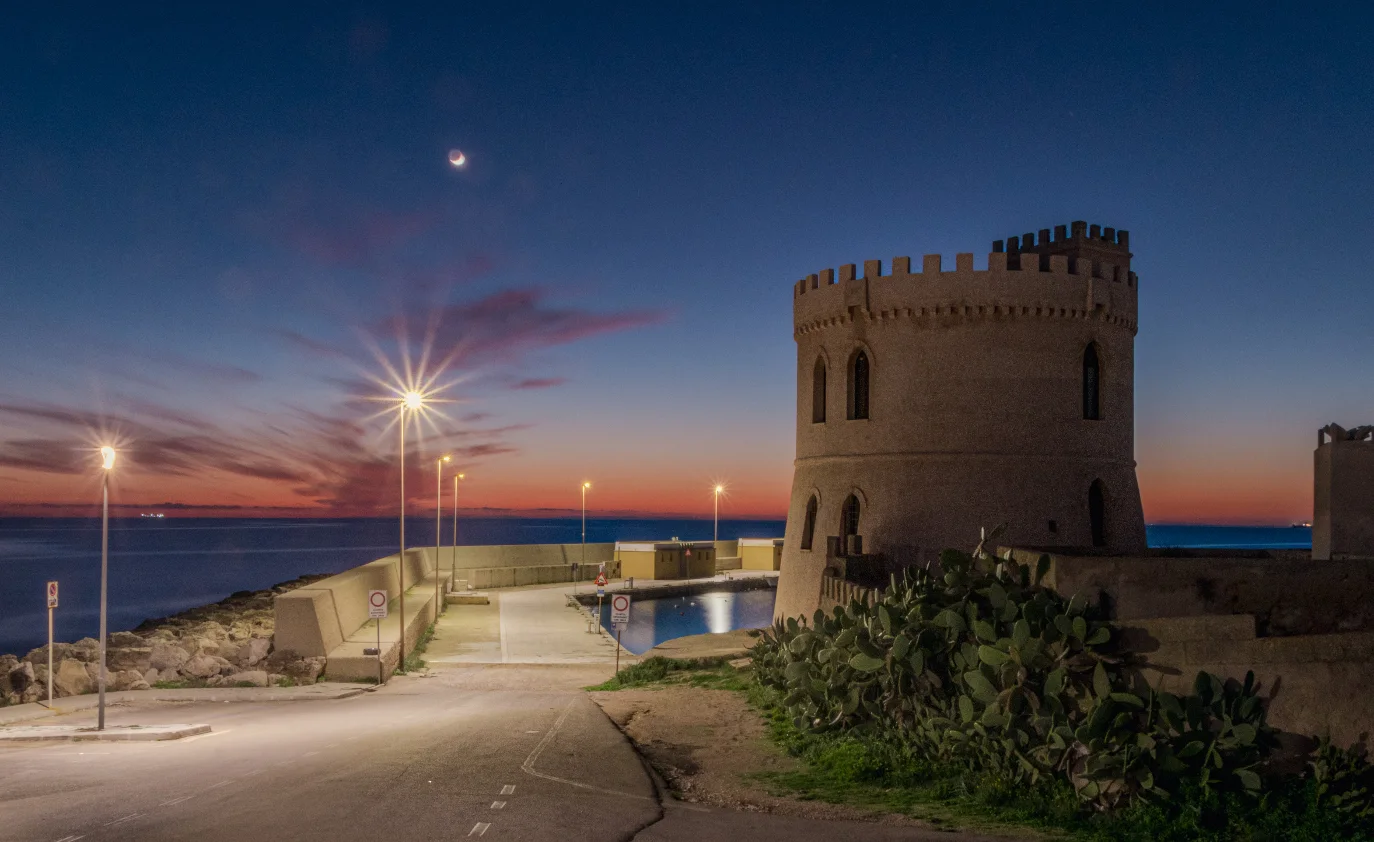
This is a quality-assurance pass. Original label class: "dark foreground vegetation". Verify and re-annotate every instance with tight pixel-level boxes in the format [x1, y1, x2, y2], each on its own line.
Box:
[750, 549, 1374, 840]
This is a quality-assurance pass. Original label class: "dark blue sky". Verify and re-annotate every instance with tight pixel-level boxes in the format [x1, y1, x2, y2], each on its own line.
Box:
[2, 4, 1370, 521]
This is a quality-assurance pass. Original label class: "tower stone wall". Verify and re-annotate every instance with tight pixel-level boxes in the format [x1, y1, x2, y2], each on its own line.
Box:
[775, 221, 1148, 622]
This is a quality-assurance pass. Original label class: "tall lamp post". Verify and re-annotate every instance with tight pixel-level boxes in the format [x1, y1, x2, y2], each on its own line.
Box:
[714, 484, 724, 543]
[97, 446, 116, 730]
[451, 472, 464, 590]
[581, 482, 591, 570]
[435, 454, 450, 613]
[397, 391, 424, 672]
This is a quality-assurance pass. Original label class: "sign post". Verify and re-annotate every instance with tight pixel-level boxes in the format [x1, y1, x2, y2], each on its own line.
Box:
[46, 581, 58, 706]
[368, 590, 389, 684]
[594, 570, 608, 636]
[610, 594, 631, 675]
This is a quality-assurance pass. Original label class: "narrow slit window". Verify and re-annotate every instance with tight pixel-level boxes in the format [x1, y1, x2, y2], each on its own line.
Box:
[1083, 343, 1101, 420]
[841, 494, 860, 540]
[849, 351, 870, 420]
[1089, 480, 1106, 547]
[812, 359, 826, 423]
[800, 496, 818, 551]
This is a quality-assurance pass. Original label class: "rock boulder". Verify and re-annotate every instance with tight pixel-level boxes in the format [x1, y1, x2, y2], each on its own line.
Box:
[54, 658, 93, 696]
[149, 641, 190, 672]
[225, 670, 269, 687]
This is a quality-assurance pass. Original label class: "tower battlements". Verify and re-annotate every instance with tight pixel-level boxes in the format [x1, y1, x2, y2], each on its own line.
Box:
[791, 222, 1139, 336]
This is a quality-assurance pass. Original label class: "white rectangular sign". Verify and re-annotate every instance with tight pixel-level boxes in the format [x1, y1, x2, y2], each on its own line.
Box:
[47, 581, 58, 609]
[610, 593, 631, 628]
[368, 589, 388, 619]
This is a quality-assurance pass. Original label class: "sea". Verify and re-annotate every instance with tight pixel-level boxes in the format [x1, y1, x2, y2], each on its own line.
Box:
[0, 519, 1310, 657]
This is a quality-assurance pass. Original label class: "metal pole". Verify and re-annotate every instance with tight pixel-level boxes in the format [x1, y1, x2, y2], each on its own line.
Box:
[47, 603, 53, 707]
[581, 486, 586, 567]
[452, 474, 458, 591]
[615, 628, 621, 675]
[98, 472, 108, 730]
[398, 412, 407, 672]
[377, 620, 383, 685]
[435, 460, 442, 616]
[714, 489, 719, 542]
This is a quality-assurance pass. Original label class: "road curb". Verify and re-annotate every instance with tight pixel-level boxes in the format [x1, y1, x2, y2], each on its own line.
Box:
[0, 683, 371, 726]
[0, 723, 212, 742]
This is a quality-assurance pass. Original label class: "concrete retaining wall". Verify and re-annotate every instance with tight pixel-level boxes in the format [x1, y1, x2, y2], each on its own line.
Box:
[465, 560, 622, 589]
[275, 548, 437, 658]
[433, 542, 615, 572]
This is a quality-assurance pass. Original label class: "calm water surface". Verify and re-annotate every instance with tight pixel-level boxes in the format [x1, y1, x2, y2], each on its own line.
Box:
[597, 588, 778, 655]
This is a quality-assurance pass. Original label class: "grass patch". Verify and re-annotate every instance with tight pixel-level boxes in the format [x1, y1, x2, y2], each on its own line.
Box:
[152, 679, 203, 689]
[275, 676, 297, 688]
[586, 656, 748, 692]
[397, 623, 435, 674]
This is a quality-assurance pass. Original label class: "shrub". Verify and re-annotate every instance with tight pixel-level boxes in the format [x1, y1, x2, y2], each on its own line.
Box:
[752, 549, 1276, 811]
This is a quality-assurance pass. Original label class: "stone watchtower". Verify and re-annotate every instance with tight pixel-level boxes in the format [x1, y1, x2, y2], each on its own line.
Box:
[1313, 423, 1374, 560]
[774, 221, 1148, 621]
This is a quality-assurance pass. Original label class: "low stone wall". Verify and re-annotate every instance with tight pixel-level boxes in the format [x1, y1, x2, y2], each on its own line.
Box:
[818, 575, 876, 615]
[1119, 615, 1374, 750]
[716, 556, 743, 572]
[1000, 547, 1374, 636]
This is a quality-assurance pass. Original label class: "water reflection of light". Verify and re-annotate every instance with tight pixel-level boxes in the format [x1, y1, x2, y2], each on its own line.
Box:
[706, 592, 732, 634]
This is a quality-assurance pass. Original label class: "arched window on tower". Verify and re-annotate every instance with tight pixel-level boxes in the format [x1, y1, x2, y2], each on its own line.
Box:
[1088, 480, 1106, 547]
[840, 494, 861, 544]
[1083, 343, 1101, 420]
[800, 496, 818, 551]
[848, 350, 870, 420]
[812, 358, 826, 424]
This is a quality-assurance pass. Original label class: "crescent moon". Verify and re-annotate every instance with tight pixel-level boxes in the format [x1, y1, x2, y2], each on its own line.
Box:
[448, 150, 467, 167]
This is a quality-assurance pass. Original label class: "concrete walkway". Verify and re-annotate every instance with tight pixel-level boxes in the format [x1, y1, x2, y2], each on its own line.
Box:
[426, 584, 623, 665]
[426, 572, 777, 666]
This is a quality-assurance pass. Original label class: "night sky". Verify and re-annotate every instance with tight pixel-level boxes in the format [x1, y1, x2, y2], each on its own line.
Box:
[2, 4, 1370, 523]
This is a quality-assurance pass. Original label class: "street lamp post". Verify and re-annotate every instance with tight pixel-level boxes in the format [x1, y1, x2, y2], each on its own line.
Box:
[97, 446, 116, 730]
[451, 473, 464, 590]
[714, 484, 724, 543]
[397, 391, 424, 672]
[435, 455, 450, 614]
[581, 482, 591, 571]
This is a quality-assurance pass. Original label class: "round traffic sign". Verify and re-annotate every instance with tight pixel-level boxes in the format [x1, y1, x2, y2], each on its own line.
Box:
[612, 594, 630, 612]
[369, 591, 387, 608]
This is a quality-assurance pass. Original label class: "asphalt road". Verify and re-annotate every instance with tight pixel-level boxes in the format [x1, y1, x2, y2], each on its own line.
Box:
[0, 665, 1008, 841]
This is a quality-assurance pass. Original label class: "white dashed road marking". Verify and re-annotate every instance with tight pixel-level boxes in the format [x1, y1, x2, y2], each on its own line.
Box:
[159, 796, 195, 807]
[500, 784, 515, 795]
[53, 835, 84, 842]
[468, 823, 491, 837]
[104, 814, 141, 827]
[206, 780, 233, 789]
[491, 801, 506, 809]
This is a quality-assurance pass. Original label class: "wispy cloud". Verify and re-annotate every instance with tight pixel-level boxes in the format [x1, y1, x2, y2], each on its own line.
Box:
[511, 377, 566, 390]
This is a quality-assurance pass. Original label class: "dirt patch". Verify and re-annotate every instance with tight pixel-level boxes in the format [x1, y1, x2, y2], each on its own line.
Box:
[590, 686, 926, 826]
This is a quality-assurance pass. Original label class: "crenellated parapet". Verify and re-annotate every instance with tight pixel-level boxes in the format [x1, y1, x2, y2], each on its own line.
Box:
[792, 223, 1140, 339]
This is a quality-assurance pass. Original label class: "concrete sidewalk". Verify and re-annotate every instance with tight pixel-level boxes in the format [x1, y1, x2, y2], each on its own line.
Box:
[0, 681, 372, 727]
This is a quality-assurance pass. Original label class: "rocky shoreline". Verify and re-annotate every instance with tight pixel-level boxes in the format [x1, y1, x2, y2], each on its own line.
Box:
[1, 574, 333, 707]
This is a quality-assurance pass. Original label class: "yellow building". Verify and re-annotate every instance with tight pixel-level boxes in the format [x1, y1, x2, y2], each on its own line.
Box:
[739, 538, 784, 570]
[615, 541, 716, 580]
